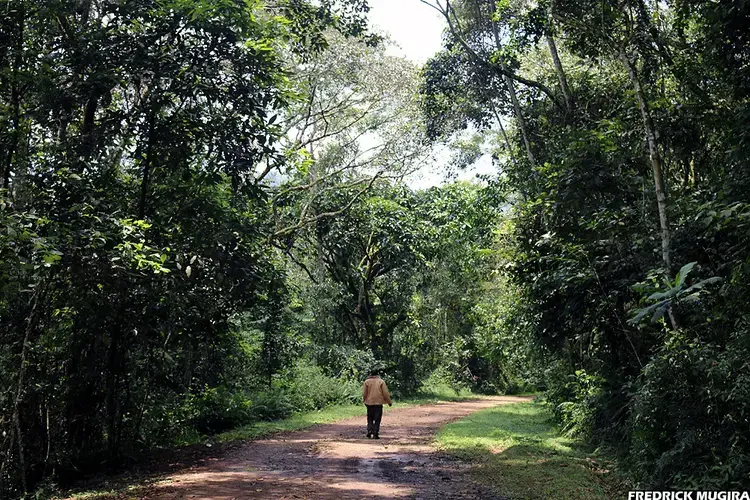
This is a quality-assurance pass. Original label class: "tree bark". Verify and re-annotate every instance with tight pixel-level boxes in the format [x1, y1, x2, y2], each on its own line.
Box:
[546, 0, 574, 114]
[138, 109, 157, 220]
[12, 284, 41, 494]
[489, 2, 536, 168]
[3, 4, 25, 191]
[620, 51, 671, 271]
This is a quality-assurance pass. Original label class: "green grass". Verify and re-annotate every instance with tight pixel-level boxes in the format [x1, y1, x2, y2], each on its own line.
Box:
[436, 402, 626, 499]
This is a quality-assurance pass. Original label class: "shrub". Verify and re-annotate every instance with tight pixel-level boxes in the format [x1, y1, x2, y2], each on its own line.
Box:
[249, 391, 296, 421]
[545, 365, 604, 440]
[629, 331, 750, 488]
[188, 386, 254, 434]
[420, 367, 470, 396]
[276, 362, 361, 412]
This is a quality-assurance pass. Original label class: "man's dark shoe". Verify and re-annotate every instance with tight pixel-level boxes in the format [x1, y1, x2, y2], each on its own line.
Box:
[373, 434, 380, 439]
[366, 432, 372, 438]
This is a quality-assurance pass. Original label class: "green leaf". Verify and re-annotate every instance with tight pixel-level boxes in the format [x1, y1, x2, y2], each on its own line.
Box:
[675, 261, 697, 288]
[42, 253, 62, 265]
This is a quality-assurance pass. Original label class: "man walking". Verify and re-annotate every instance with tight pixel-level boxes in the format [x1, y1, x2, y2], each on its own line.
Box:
[362, 368, 392, 439]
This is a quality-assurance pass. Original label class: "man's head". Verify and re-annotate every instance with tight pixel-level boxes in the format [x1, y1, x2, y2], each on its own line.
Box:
[369, 367, 381, 377]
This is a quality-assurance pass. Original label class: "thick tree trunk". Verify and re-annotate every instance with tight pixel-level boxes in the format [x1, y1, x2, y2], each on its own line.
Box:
[621, 51, 671, 271]
[367, 321, 379, 357]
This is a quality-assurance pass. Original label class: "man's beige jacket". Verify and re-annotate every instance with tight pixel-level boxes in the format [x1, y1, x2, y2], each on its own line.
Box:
[362, 376, 392, 406]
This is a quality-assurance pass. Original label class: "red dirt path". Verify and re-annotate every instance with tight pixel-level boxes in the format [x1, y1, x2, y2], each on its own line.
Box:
[132, 396, 531, 499]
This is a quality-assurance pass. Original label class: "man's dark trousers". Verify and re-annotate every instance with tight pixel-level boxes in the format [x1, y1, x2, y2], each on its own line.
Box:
[366, 404, 383, 436]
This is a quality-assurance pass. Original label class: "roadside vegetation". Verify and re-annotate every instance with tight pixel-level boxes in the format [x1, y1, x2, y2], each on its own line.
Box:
[419, 0, 750, 491]
[437, 402, 626, 499]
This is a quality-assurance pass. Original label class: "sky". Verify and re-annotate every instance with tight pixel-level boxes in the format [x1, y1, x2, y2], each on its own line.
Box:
[366, 0, 497, 189]
[367, 0, 445, 64]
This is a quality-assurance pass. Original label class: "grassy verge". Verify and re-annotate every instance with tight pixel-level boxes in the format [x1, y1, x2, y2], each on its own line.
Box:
[436, 402, 627, 499]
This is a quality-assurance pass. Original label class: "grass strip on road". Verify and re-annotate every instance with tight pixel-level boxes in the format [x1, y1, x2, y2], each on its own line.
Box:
[436, 401, 626, 499]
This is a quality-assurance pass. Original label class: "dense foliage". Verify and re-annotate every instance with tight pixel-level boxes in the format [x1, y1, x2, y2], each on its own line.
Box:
[419, 0, 750, 489]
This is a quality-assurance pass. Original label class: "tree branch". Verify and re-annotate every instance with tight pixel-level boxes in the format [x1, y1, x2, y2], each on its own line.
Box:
[273, 172, 382, 239]
[419, 0, 565, 111]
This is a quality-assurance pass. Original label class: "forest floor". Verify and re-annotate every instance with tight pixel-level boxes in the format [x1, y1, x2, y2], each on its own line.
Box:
[68, 396, 533, 499]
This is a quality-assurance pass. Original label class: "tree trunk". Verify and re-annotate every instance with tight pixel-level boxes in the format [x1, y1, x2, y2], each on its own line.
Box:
[487, 1, 536, 168]
[505, 75, 536, 168]
[81, 95, 98, 136]
[490, 102, 517, 166]
[546, 35, 572, 109]
[546, 0, 574, 114]
[620, 51, 671, 271]
[367, 321, 379, 358]
[3, 4, 25, 191]
[138, 110, 157, 220]
[12, 284, 41, 494]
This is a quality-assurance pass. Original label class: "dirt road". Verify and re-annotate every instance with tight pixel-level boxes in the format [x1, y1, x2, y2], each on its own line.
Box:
[144, 396, 531, 499]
